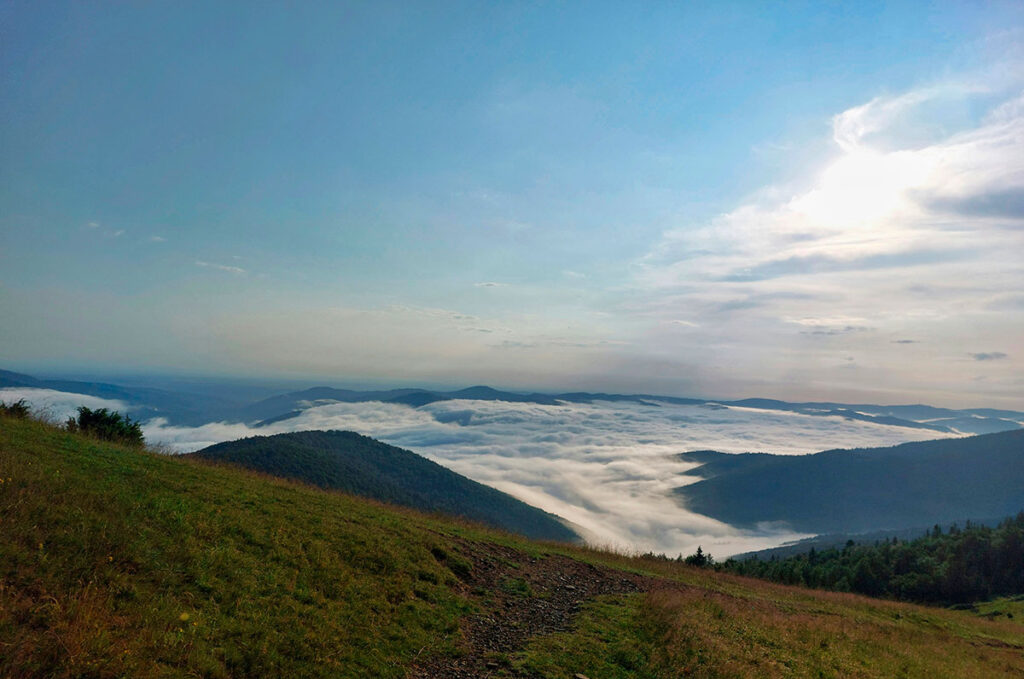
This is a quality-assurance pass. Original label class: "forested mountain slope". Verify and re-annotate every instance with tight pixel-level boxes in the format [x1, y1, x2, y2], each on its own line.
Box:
[676, 430, 1024, 534]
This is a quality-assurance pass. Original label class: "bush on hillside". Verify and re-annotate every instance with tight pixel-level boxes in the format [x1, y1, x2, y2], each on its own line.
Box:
[0, 399, 31, 418]
[66, 406, 145, 447]
[685, 546, 715, 568]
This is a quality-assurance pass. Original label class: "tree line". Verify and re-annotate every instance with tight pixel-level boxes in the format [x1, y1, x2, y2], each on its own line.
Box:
[713, 513, 1024, 604]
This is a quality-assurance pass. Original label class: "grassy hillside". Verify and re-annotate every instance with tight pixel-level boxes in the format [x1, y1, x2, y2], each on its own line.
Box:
[2, 415, 1023, 678]
[676, 430, 1024, 534]
[189, 430, 578, 542]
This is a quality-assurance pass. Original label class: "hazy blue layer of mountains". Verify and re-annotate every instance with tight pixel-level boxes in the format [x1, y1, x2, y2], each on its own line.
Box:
[675, 429, 1024, 535]
[188, 430, 579, 543]
[240, 384, 1022, 436]
[4, 368, 1021, 436]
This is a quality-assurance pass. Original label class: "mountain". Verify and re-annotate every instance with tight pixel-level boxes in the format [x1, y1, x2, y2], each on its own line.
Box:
[675, 429, 1024, 534]
[722, 398, 1016, 434]
[6, 368, 1022, 435]
[4, 412, 1022, 678]
[188, 429, 578, 543]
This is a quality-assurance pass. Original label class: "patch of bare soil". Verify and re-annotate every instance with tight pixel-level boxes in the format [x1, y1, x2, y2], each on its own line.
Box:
[410, 540, 660, 678]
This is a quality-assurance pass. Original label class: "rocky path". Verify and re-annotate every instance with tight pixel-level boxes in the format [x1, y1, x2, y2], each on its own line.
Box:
[410, 540, 659, 678]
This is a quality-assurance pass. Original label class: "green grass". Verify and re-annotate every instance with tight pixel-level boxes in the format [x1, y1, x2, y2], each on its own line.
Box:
[507, 595, 659, 678]
[3, 414, 1023, 678]
[1, 416, 472, 678]
[973, 595, 1024, 624]
[504, 574, 1024, 678]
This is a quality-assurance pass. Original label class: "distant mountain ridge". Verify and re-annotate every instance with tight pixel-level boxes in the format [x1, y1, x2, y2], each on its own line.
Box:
[188, 429, 579, 543]
[675, 429, 1024, 535]
[4, 367, 1022, 435]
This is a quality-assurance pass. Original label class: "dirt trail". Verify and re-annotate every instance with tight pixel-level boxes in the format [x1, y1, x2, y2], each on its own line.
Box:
[410, 540, 661, 678]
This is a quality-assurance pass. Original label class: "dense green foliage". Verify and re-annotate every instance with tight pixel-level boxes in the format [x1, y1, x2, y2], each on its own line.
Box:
[2, 414, 1023, 678]
[190, 430, 578, 542]
[676, 430, 1024, 534]
[721, 514, 1024, 604]
[65, 406, 145, 446]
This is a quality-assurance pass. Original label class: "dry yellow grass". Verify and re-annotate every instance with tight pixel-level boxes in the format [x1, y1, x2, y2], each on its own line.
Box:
[642, 575, 1024, 678]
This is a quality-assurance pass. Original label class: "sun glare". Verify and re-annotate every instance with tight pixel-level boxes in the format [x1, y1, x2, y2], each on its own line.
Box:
[791, 149, 932, 228]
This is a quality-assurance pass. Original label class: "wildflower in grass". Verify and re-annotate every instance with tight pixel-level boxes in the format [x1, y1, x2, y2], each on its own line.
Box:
[179, 612, 190, 622]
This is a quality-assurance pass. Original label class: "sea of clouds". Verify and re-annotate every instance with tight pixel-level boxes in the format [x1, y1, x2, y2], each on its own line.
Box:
[2, 387, 958, 557]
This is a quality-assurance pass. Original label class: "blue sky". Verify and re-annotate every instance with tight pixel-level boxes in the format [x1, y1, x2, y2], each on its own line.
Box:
[2, 1, 1023, 407]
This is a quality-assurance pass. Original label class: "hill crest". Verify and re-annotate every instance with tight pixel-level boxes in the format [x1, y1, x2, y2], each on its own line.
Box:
[188, 429, 579, 543]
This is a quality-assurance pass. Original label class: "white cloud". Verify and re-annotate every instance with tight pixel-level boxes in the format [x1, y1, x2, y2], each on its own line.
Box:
[195, 260, 246, 275]
[474, 281, 508, 288]
[83, 221, 126, 238]
[142, 396, 957, 557]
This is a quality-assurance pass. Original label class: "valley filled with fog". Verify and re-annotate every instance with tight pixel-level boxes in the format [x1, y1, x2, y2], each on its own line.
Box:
[2, 385, 968, 557]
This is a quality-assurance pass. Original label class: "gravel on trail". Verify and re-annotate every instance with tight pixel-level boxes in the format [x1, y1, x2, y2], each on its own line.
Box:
[409, 539, 666, 678]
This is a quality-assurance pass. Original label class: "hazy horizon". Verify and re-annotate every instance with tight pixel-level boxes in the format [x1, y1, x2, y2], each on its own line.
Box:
[5, 363, 1022, 412]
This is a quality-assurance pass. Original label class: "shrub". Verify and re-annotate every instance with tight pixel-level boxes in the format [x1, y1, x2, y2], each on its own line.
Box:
[684, 546, 714, 568]
[0, 399, 31, 418]
[66, 406, 144, 446]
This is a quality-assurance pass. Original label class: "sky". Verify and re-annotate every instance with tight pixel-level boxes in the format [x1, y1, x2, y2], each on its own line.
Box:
[2, 1, 1023, 408]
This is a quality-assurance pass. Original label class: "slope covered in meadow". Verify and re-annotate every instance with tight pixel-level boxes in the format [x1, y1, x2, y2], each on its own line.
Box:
[189, 430, 578, 543]
[2, 414, 1023, 678]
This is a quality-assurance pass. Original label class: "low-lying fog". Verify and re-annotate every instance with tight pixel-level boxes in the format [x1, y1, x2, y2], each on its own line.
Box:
[3, 387, 958, 557]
